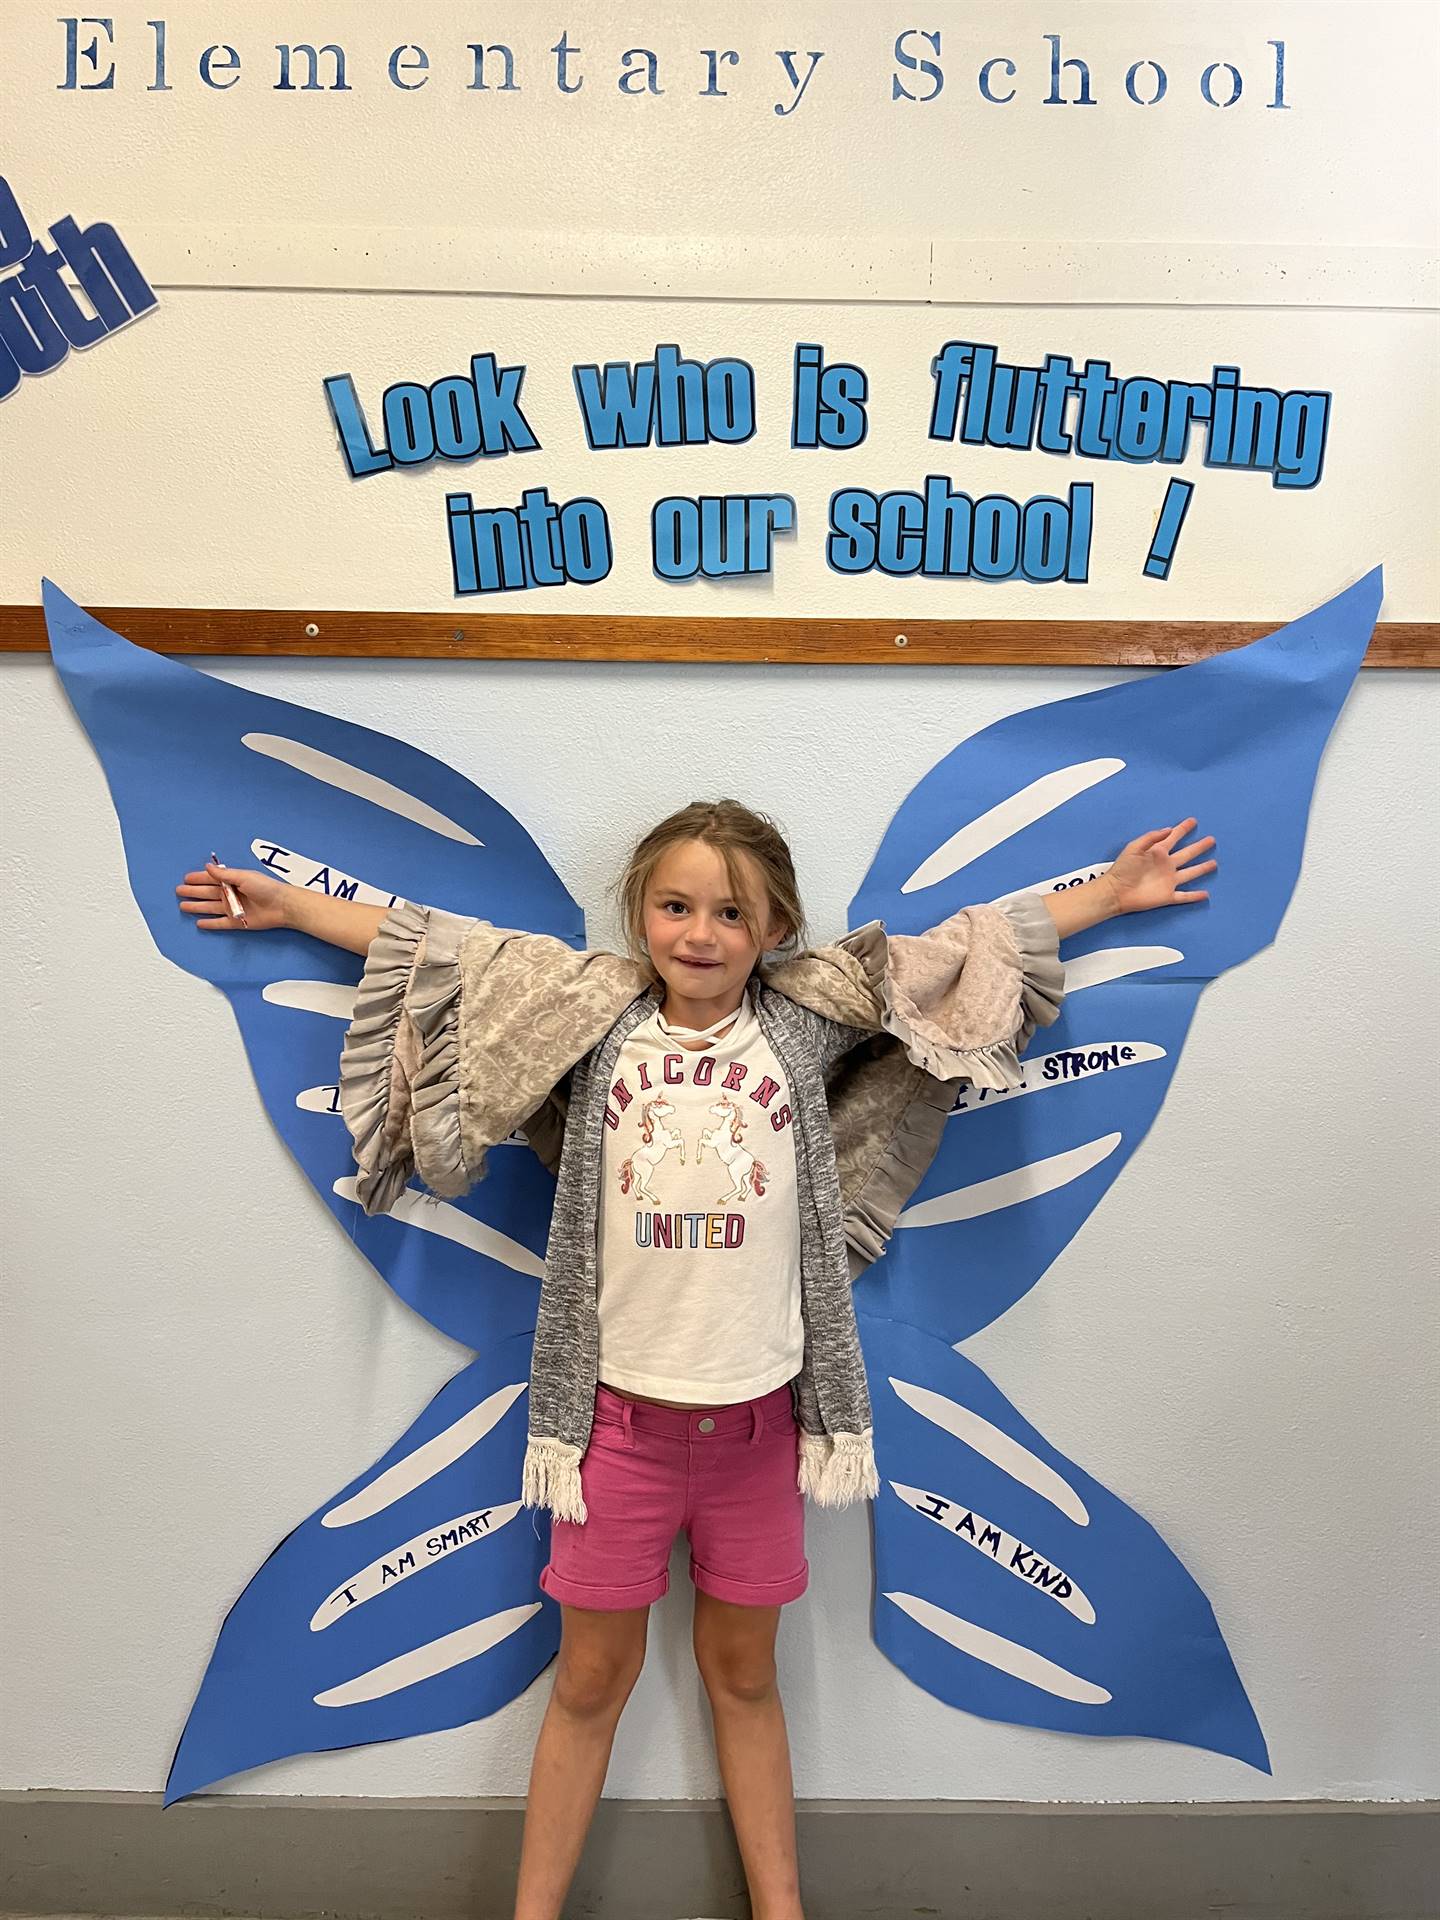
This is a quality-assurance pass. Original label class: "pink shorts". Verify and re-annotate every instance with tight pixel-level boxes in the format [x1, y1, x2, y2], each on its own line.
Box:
[539, 1381, 808, 1611]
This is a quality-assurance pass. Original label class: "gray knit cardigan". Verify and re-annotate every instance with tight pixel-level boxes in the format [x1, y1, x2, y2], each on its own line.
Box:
[338, 893, 1066, 1523]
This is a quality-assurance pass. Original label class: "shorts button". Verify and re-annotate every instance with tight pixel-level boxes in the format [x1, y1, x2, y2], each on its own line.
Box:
[697, 1417, 716, 1434]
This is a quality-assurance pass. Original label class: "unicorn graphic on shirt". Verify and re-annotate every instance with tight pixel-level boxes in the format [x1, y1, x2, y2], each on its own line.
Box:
[617, 1094, 685, 1201]
[697, 1095, 769, 1204]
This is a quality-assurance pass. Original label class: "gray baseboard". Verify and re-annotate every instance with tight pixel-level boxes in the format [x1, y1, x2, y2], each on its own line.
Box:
[2, 1791, 1436, 1920]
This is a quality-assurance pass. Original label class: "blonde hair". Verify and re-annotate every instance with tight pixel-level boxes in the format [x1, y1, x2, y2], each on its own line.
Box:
[615, 799, 807, 973]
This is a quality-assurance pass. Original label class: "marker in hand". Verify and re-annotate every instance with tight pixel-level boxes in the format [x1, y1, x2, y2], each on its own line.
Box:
[209, 853, 248, 927]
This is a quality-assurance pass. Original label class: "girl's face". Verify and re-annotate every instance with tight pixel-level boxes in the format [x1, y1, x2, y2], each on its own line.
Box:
[641, 839, 785, 1021]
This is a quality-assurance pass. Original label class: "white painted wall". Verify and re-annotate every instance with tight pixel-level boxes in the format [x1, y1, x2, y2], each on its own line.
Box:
[3, 0, 1438, 1812]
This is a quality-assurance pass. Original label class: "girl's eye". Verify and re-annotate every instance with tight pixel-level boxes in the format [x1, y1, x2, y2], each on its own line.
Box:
[657, 901, 744, 922]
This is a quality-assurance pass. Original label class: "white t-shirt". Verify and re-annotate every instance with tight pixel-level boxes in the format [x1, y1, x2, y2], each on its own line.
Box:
[595, 991, 803, 1403]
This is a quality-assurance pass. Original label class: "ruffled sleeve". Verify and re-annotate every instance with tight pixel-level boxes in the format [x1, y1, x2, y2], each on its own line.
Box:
[834, 890, 1065, 1091]
[338, 904, 651, 1218]
[337, 901, 476, 1216]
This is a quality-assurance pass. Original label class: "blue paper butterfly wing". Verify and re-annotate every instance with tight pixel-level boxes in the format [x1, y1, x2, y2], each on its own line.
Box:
[164, 1333, 557, 1803]
[43, 581, 580, 1794]
[850, 572, 1381, 1765]
[860, 1313, 1269, 1771]
[43, 579, 579, 1348]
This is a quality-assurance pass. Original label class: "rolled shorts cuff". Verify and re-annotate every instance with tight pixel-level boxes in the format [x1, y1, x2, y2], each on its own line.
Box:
[540, 1561, 669, 1612]
[690, 1555, 810, 1608]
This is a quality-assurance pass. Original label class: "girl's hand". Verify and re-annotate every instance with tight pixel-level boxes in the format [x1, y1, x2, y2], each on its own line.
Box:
[1105, 819, 1217, 915]
[176, 863, 290, 932]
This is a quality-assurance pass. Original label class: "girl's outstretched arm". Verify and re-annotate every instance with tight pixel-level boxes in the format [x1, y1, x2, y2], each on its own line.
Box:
[1042, 816, 1217, 940]
[176, 862, 389, 954]
[788, 817, 1216, 1096]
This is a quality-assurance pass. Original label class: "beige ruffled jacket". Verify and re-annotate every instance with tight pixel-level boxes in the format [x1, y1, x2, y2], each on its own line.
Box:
[344, 892, 1064, 1228]
[338, 891, 1066, 1517]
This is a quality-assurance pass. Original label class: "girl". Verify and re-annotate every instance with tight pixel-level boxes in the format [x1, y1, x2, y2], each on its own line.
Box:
[178, 800, 1215, 1920]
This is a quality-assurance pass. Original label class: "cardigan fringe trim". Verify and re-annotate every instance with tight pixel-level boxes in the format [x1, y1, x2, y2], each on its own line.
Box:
[522, 1436, 588, 1524]
[519, 1427, 879, 1521]
[798, 1427, 880, 1508]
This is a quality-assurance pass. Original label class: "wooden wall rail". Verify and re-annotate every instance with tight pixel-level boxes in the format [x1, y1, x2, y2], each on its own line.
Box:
[0, 605, 1434, 667]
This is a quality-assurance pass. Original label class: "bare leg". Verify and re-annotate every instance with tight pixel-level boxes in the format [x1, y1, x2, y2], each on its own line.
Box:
[693, 1590, 805, 1920]
[512, 1602, 649, 1920]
